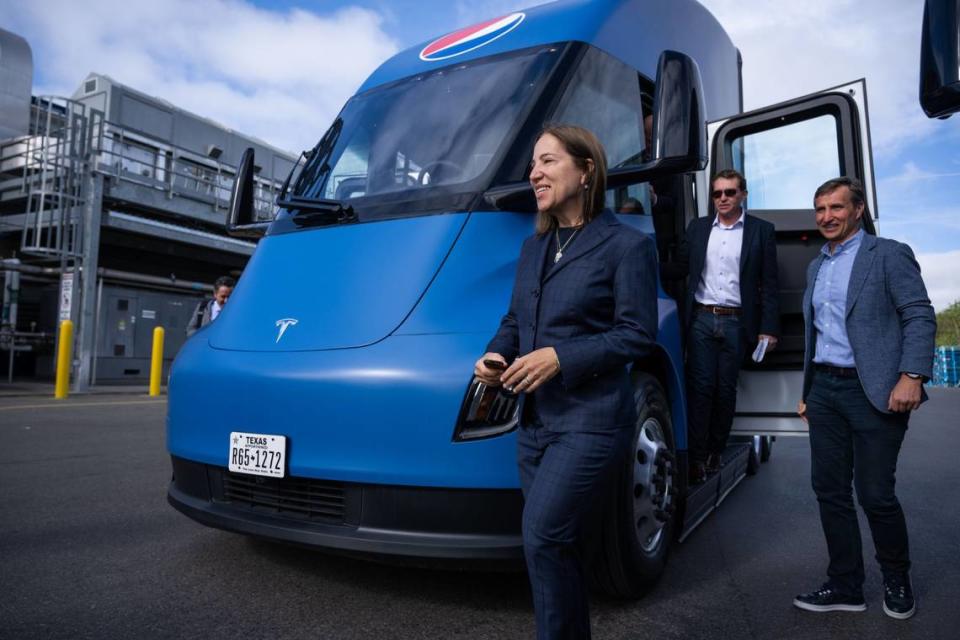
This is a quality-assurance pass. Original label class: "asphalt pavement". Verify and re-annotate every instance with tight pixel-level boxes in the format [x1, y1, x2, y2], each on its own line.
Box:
[1, 388, 958, 639]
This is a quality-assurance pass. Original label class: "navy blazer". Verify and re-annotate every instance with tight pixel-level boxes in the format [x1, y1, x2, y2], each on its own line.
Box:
[671, 213, 780, 342]
[486, 210, 658, 431]
[802, 233, 936, 413]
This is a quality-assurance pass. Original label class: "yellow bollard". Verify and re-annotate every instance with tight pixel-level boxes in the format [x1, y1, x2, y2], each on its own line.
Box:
[54, 319, 73, 399]
[149, 326, 165, 396]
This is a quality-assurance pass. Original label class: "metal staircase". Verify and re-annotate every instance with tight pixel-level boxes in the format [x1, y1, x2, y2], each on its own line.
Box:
[19, 97, 103, 260]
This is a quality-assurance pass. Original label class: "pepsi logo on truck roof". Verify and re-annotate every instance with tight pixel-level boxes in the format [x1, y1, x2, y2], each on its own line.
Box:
[419, 12, 526, 62]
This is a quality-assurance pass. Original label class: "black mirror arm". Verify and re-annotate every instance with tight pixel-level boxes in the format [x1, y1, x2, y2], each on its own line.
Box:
[482, 182, 537, 212]
[226, 147, 268, 238]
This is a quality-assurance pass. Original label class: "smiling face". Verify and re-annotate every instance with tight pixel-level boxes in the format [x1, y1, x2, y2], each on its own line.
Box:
[529, 133, 591, 224]
[814, 185, 863, 247]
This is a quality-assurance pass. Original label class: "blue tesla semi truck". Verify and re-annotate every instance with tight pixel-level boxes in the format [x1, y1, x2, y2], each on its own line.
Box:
[167, 0, 881, 596]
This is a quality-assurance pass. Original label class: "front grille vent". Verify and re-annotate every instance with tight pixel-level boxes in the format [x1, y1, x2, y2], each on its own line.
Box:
[221, 471, 346, 523]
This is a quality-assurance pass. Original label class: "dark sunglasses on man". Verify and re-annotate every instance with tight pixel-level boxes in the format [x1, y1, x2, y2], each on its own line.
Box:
[712, 188, 739, 199]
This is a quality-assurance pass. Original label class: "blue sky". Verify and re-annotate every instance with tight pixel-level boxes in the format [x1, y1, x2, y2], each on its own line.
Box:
[2, 0, 958, 309]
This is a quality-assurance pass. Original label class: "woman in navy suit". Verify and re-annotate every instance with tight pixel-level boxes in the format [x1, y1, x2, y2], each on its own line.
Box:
[475, 125, 658, 639]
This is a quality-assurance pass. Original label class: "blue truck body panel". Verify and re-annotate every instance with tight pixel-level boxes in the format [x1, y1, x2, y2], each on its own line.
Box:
[208, 213, 468, 352]
[168, 211, 688, 487]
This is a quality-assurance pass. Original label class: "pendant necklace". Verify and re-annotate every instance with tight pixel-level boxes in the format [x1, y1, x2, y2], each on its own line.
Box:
[554, 226, 580, 263]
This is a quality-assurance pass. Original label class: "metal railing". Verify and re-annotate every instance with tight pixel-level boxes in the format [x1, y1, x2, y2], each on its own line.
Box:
[0, 101, 284, 241]
[5, 97, 105, 258]
[95, 124, 281, 220]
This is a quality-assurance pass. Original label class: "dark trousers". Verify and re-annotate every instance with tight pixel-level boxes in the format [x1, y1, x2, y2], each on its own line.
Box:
[686, 311, 746, 462]
[805, 370, 911, 594]
[517, 422, 631, 640]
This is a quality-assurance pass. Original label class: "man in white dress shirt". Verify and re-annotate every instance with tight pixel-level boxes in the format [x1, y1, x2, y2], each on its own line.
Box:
[671, 170, 780, 483]
[186, 275, 235, 337]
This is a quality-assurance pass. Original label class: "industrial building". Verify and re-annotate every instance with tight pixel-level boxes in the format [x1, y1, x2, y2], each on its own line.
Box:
[0, 27, 296, 387]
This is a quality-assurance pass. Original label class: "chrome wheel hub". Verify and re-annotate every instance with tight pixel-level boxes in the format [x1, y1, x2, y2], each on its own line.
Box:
[631, 417, 675, 553]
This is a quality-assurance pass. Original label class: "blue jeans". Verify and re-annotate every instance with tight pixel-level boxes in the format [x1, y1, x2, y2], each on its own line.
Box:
[685, 310, 746, 462]
[517, 422, 632, 640]
[805, 369, 910, 594]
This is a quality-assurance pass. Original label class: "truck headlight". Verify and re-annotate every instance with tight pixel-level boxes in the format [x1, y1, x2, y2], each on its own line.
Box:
[452, 377, 519, 441]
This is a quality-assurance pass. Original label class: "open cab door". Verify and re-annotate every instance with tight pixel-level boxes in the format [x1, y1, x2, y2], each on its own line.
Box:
[706, 79, 878, 436]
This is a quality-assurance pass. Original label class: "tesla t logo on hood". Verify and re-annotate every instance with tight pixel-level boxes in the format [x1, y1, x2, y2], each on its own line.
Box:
[275, 318, 298, 343]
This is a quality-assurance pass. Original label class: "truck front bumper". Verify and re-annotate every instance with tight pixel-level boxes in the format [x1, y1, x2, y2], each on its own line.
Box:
[167, 455, 524, 562]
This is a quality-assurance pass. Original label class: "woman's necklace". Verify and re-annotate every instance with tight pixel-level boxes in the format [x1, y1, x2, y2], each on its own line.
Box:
[554, 226, 581, 263]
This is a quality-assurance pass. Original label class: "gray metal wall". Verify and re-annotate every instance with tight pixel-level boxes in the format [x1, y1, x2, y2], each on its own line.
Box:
[72, 74, 295, 182]
[95, 285, 202, 383]
[0, 28, 33, 139]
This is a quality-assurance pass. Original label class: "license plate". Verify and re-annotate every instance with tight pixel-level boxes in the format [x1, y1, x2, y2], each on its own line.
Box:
[228, 432, 286, 478]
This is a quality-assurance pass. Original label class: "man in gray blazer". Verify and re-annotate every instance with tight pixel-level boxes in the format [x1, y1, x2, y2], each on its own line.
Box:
[794, 177, 936, 620]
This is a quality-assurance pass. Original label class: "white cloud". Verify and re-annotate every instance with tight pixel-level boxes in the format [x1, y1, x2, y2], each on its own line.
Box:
[876, 161, 960, 253]
[1, 0, 400, 153]
[699, 0, 951, 157]
[916, 250, 960, 312]
[880, 161, 960, 184]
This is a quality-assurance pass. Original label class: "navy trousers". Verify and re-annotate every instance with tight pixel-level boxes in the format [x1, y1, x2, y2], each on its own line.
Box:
[517, 422, 632, 640]
[805, 370, 911, 594]
[685, 311, 746, 462]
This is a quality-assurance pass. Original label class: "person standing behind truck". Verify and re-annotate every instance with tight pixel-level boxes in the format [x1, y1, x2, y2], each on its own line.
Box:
[474, 124, 657, 640]
[185, 276, 235, 337]
[669, 169, 780, 483]
[794, 177, 936, 620]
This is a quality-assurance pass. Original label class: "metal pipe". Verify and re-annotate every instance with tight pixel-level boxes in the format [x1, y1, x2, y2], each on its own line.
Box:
[97, 268, 210, 293]
[91, 276, 103, 386]
[0, 260, 211, 294]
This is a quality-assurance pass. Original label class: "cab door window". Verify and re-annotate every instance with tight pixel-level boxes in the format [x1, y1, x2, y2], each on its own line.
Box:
[551, 47, 646, 171]
[731, 114, 840, 210]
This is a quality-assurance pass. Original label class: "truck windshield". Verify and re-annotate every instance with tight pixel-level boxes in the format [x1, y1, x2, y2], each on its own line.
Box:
[270, 45, 564, 231]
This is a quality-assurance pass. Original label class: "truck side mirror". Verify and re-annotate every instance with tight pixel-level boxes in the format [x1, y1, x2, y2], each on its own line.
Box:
[606, 50, 706, 189]
[648, 50, 707, 170]
[226, 147, 270, 238]
[920, 0, 960, 118]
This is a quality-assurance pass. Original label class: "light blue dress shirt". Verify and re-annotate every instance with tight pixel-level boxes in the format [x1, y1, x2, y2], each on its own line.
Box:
[812, 229, 864, 367]
[694, 212, 744, 307]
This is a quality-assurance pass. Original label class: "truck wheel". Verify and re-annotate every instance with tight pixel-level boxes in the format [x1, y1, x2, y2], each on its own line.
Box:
[746, 435, 761, 475]
[590, 373, 676, 598]
[760, 435, 774, 462]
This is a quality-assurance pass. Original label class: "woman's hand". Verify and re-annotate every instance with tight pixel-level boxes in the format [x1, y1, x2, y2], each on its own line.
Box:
[501, 347, 560, 394]
[474, 353, 507, 386]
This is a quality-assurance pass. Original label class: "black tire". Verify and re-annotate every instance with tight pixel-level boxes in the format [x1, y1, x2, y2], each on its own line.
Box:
[760, 435, 774, 463]
[590, 373, 677, 598]
[746, 435, 761, 475]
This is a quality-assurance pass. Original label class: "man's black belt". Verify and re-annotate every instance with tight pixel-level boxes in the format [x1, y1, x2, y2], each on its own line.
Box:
[695, 304, 741, 316]
[814, 363, 858, 378]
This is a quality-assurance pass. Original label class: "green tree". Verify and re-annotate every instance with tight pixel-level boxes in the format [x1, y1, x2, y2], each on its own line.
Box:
[936, 300, 960, 347]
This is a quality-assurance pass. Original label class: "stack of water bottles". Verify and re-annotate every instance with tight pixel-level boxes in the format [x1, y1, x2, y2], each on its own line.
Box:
[932, 346, 960, 387]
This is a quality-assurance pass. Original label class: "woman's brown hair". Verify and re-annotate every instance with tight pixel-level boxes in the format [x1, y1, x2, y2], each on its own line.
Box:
[533, 124, 608, 235]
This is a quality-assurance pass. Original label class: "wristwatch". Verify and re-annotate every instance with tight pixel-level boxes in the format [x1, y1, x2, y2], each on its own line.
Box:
[904, 372, 923, 380]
